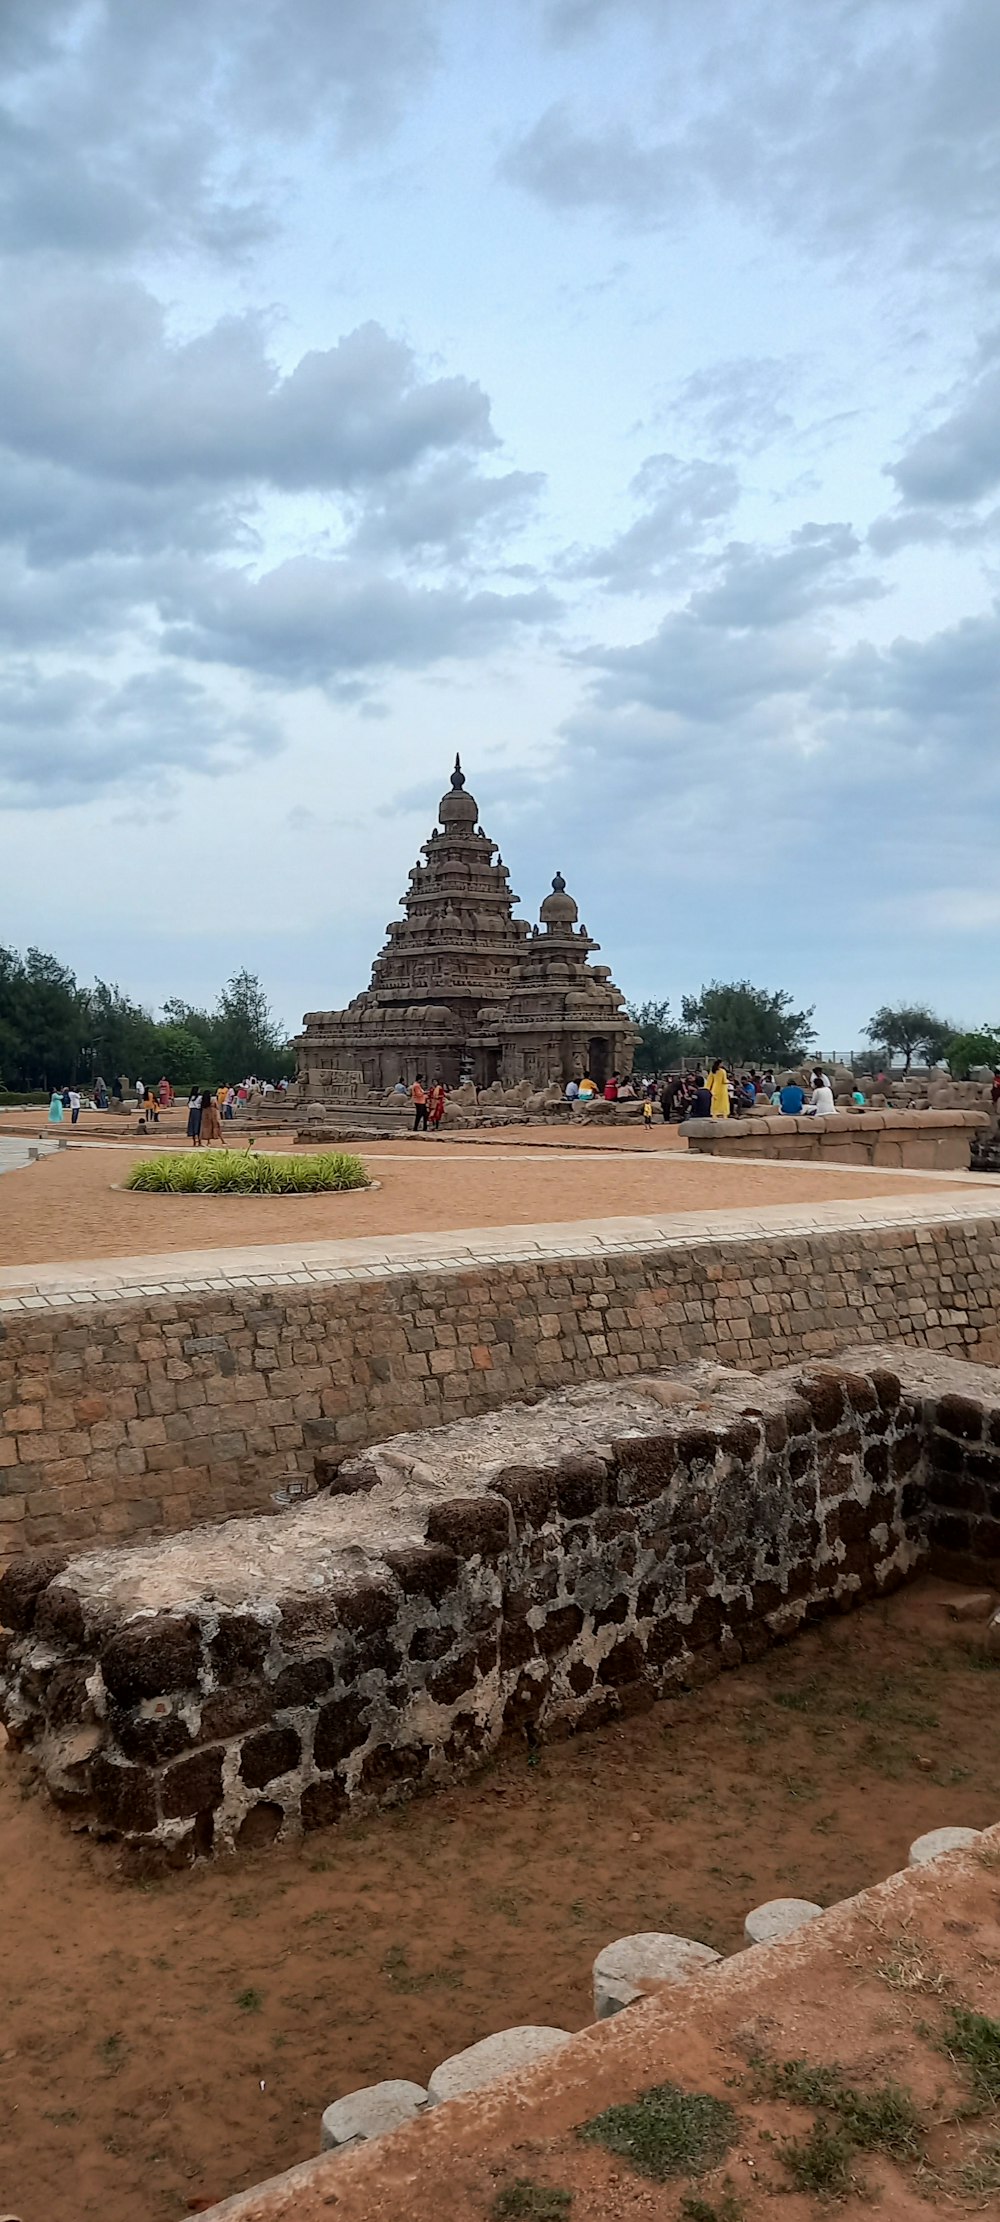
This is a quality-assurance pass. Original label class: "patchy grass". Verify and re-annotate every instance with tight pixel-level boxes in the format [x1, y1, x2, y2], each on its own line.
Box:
[877, 1934, 949, 1996]
[761, 2058, 921, 2155]
[235, 1987, 263, 2013]
[679, 2187, 746, 2222]
[760, 2054, 922, 2198]
[959, 2135, 1000, 2205]
[578, 2082, 737, 2183]
[781, 2118, 856, 2197]
[490, 2183, 572, 2220]
[942, 2005, 1000, 2107]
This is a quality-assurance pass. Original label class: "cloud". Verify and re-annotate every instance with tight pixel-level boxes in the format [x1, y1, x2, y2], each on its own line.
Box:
[818, 603, 1000, 741]
[0, 256, 550, 795]
[505, 2, 1000, 267]
[346, 460, 545, 562]
[501, 104, 686, 225]
[689, 523, 883, 628]
[160, 558, 558, 694]
[671, 357, 798, 458]
[0, 0, 438, 261]
[0, 666, 280, 808]
[0, 279, 495, 495]
[883, 335, 1000, 510]
[562, 452, 739, 589]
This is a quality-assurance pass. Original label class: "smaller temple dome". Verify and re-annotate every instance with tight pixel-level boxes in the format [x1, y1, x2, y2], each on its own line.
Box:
[438, 752, 478, 828]
[539, 870, 578, 928]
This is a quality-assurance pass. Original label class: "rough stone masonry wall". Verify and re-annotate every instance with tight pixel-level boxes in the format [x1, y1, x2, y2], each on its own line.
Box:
[2, 1213, 1000, 1562]
[0, 1357, 948, 1868]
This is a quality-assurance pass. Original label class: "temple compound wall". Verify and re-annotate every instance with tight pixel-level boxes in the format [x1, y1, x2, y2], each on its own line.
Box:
[2, 1347, 999, 1867]
[2, 1212, 1000, 1563]
[292, 759, 638, 1098]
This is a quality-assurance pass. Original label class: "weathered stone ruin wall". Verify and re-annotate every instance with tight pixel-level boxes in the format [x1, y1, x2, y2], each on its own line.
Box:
[4, 1347, 1000, 1868]
[0, 1358, 930, 1866]
[2, 1212, 1000, 1561]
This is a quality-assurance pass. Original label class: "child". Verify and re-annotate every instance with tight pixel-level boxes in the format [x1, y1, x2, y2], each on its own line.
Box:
[642, 1094, 654, 1132]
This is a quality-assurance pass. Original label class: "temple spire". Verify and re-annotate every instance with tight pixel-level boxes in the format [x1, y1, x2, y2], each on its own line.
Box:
[451, 754, 465, 791]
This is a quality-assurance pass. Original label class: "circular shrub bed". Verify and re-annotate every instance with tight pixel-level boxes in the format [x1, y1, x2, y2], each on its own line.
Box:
[124, 1149, 369, 1195]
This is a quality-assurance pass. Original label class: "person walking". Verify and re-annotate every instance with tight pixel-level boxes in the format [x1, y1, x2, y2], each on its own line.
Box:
[200, 1089, 223, 1146]
[68, 1087, 81, 1125]
[411, 1075, 429, 1131]
[428, 1080, 446, 1131]
[186, 1089, 203, 1146]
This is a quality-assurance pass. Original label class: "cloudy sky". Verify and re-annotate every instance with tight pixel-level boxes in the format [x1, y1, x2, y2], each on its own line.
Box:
[2, 0, 999, 1047]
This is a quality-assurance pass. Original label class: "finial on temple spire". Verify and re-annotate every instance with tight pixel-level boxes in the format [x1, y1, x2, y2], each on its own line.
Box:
[552, 870, 566, 893]
[451, 754, 465, 791]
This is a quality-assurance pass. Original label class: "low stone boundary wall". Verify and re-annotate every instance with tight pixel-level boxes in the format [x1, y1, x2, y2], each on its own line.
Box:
[3, 1346, 1000, 1867]
[2, 1211, 1000, 1561]
[680, 1109, 986, 1168]
[0, 1356, 933, 1866]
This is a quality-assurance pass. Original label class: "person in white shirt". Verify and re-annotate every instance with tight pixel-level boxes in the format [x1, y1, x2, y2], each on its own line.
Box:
[808, 1080, 836, 1116]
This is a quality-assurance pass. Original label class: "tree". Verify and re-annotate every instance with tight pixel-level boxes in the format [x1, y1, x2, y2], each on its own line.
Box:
[213, 969, 292, 1082]
[626, 999, 694, 1074]
[680, 980, 815, 1066]
[149, 1023, 212, 1093]
[0, 944, 83, 1088]
[864, 1005, 954, 1074]
[946, 1029, 1000, 1080]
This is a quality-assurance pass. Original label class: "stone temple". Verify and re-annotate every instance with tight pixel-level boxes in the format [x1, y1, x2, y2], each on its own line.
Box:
[294, 758, 637, 1097]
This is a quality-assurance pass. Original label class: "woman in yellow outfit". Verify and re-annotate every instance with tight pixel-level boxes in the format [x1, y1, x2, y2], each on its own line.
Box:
[708, 1060, 730, 1117]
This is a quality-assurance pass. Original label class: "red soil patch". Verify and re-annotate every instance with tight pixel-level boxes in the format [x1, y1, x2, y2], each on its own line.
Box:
[0, 1138, 956, 1270]
[1, 1579, 997, 2222]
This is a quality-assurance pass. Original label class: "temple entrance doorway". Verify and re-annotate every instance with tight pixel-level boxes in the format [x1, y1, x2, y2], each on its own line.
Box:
[588, 1036, 609, 1089]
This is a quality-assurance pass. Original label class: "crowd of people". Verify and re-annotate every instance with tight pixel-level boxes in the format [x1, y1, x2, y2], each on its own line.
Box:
[395, 1061, 853, 1136]
[46, 1072, 290, 1139]
[649, 1063, 853, 1120]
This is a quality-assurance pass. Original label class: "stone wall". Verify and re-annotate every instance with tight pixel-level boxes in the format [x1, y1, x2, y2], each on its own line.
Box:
[0, 1357, 934, 1866]
[681, 1109, 987, 1168]
[3, 1213, 1000, 1561]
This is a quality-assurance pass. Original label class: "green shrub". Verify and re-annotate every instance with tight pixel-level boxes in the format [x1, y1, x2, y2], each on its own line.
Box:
[125, 1149, 369, 1196]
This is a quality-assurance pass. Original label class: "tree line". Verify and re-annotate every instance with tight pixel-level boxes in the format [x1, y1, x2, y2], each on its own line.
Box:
[627, 983, 1000, 1080]
[0, 946, 295, 1094]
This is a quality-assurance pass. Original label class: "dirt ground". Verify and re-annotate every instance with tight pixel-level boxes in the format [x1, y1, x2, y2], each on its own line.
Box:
[0, 1137, 957, 1269]
[1, 1578, 997, 2222]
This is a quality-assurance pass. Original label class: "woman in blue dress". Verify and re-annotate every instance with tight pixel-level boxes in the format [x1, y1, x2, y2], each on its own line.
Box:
[48, 1088, 64, 1124]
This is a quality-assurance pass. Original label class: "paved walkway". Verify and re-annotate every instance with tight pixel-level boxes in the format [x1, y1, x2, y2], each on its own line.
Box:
[1, 1186, 998, 1311]
[0, 1137, 65, 1176]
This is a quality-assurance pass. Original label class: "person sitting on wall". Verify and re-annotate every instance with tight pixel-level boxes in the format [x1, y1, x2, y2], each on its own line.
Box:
[603, 1073, 619, 1100]
[805, 1074, 836, 1116]
[779, 1077, 805, 1114]
[564, 1076, 580, 1101]
[577, 1074, 597, 1100]
[393, 1076, 409, 1096]
[688, 1072, 713, 1117]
